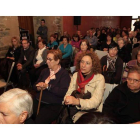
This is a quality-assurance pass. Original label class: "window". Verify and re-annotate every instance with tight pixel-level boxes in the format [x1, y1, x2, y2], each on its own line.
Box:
[131, 16, 139, 31]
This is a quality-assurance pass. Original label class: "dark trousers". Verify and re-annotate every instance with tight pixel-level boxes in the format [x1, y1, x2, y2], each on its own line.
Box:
[29, 64, 48, 86]
[32, 98, 63, 124]
[61, 58, 71, 69]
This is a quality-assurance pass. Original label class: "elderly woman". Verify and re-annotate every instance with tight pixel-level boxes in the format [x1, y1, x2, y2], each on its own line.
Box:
[33, 49, 71, 124]
[0, 88, 33, 124]
[59, 36, 72, 68]
[74, 39, 90, 66]
[63, 51, 105, 123]
[29, 40, 48, 85]
[100, 42, 123, 84]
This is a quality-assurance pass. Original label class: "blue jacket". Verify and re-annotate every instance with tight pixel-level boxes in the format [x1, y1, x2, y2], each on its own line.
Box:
[47, 41, 58, 48]
[59, 44, 72, 59]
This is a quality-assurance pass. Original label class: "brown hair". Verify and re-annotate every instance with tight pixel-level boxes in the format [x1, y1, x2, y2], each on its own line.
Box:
[50, 34, 56, 39]
[47, 49, 62, 64]
[80, 39, 90, 50]
[76, 51, 101, 74]
[11, 36, 20, 46]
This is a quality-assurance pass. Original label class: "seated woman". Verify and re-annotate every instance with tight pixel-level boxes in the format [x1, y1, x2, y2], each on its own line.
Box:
[100, 42, 123, 84]
[101, 33, 114, 51]
[117, 37, 131, 63]
[0, 88, 33, 124]
[0, 37, 21, 83]
[33, 49, 71, 124]
[47, 34, 58, 50]
[59, 36, 72, 68]
[71, 34, 81, 58]
[74, 39, 90, 66]
[29, 40, 48, 85]
[63, 51, 105, 123]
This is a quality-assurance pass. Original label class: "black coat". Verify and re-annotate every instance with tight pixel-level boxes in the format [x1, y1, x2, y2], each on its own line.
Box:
[118, 46, 131, 63]
[103, 82, 140, 124]
[6, 46, 22, 62]
[100, 55, 123, 84]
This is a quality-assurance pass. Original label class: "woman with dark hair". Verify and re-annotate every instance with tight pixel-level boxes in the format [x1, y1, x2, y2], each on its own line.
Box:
[59, 36, 72, 68]
[29, 40, 48, 85]
[54, 32, 60, 45]
[101, 33, 114, 51]
[95, 30, 102, 50]
[74, 39, 90, 66]
[63, 51, 105, 123]
[32, 49, 71, 124]
[47, 34, 58, 50]
[100, 42, 123, 84]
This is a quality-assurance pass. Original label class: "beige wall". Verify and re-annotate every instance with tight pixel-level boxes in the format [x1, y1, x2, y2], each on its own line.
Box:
[33, 16, 63, 44]
[0, 16, 20, 58]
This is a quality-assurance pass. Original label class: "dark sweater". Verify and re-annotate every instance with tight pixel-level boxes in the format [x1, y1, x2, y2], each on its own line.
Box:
[100, 55, 123, 84]
[34, 67, 71, 104]
[6, 46, 22, 62]
[18, 46, 35, 69]
[103, 82, 140, 124]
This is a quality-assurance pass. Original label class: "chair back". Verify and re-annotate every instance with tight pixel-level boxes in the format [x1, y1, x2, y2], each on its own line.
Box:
[95, 50, 108, 59]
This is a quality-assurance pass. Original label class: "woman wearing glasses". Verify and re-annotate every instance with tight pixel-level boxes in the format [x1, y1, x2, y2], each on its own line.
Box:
[63, 51, 105, 123]
[32, 49, 71, 124]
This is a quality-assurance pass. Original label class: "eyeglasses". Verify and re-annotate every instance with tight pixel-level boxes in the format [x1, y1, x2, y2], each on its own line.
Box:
[46, 58, 54, 62]
[127, 77, 140, 84]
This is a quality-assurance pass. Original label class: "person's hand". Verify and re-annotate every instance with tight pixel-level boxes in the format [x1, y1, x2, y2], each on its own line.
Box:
[17, 63, 22, 70]
[64, 96, 80, 106]
[34, 64, 40, 68]
[36, 82, 48, 91]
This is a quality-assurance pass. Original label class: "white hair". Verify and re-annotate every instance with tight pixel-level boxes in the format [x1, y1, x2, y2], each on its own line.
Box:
[0, 88, 33, 119]
[117, 37, 125, 44]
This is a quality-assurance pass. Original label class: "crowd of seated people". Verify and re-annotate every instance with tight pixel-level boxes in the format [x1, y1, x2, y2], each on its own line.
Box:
[1, 24, 140, 124]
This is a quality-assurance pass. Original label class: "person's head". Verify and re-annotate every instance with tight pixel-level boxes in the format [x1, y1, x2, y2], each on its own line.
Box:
[63, 36, 69, 45]
[122, 30, 128, 37]
[97, 30, 101, 35]
[63, 31, 68, 36]
[75, 112, 115, 124]
[106, 33, 112, 41]
[76, 51, 101, 75]
[101, 29, 106, 34]
[116, 34, 120, 39]
[123, 26, 127, 31]
[128, 27, 131, 32]
[123, 35, 129, 43]
[127, 66, 140, 93]
[117, 37, 125, 48]
[89, 30, 93, 37]
[77, 30, 81, 36]
[108, 42, 119, 58]
[54, 33, 59, 39]
[86, 30, 89, 36]
[22, 39, 30, 50]
[41, 19, 45, 26]
[37, 36, 42, 42]
[0, 88, 33, 124]
[38, 40, 46, 50]
[11, 37, 20, 47]
[50, 34, 56, 43]
[137, 48, 140, 63]
[46, 49, 62, 70]
[72, 34, 80, 42]
[129, 31, 134, 38]
[80, 39, 90, 52]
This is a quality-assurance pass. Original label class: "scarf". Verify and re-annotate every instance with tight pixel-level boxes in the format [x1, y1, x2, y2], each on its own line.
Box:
[77, 70, 94, 94]
[45, 65, 61, 84]
[107, 54, 117, 72]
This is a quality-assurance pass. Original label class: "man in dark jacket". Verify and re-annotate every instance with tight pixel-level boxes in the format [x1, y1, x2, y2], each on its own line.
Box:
[37, 19, 48, 43]
[17, 39, 35, 88]
[103, 66, 140, 124]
